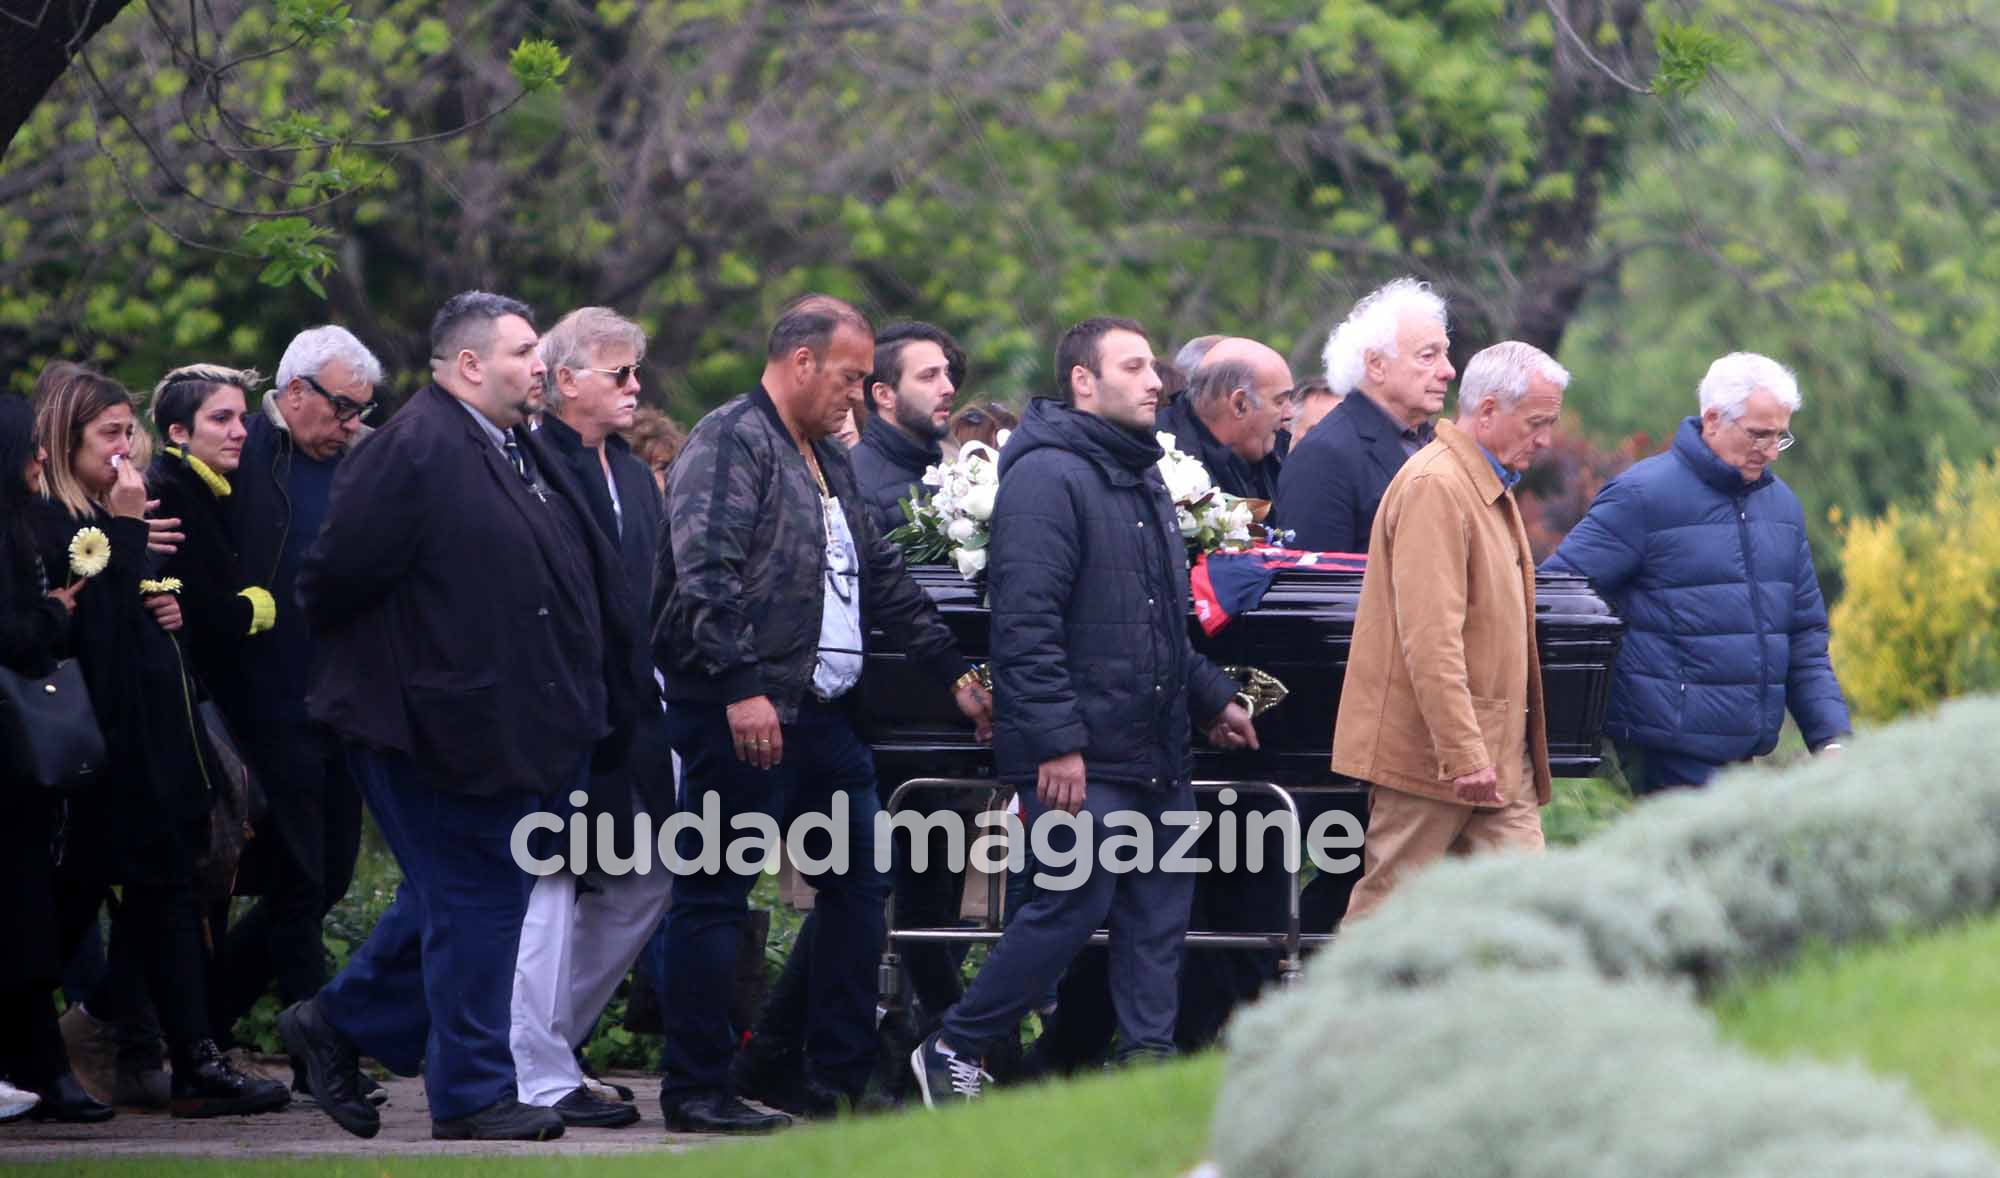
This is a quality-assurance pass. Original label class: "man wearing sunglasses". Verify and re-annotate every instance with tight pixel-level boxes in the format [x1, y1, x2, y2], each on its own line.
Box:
[506, 306, 664, 1130]
[217, 325, 384, 1107]
[1545, 352, 1851, 794]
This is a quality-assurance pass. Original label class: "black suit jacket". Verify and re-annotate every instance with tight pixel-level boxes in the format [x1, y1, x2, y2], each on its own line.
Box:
[1273, 392, 1424, 553]
[537, 413, 675, 821]
[300, 385, 642, 797]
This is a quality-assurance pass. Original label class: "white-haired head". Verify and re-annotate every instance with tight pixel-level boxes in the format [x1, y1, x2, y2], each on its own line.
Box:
[276, 325, 383, 390]
[1698, 352, 1800, 421]
[1322, 277, 1448, 395]
[1457, 341, 1571, 416]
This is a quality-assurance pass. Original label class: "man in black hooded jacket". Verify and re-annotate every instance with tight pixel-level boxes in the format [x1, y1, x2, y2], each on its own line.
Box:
[848, 321, 965, 534]
[909, 317, 1258, 1107]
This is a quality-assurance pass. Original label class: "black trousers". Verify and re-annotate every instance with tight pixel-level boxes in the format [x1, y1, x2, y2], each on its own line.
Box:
[212, 728, 364, 1040]
[65, 822, 214, 1055]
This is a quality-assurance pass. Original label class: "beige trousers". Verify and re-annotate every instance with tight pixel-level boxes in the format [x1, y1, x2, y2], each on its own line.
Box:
[1342, 774, 1544, 923]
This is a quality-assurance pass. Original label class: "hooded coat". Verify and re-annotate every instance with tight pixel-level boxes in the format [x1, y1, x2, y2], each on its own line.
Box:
[988, 398, 1237, 789]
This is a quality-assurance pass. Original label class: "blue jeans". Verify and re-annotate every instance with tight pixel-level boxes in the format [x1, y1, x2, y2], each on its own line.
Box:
[657, 698, 889, 1101]
[942, 779, 1197, 1060]
[315, 747, 557, 1122]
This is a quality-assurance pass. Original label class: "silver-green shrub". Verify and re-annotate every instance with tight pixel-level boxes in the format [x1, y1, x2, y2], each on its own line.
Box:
[1210, 696, 2000, 1176]
[1213, 973, 1997, 1178]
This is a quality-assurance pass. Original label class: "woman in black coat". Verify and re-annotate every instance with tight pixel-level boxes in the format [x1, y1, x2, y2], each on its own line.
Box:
[145, 365, 273, 734]
[26, 362, 286, 1119]
[0, 394, 105, 1121]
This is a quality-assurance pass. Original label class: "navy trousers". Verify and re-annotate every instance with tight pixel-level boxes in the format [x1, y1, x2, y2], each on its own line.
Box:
[658, 697, 889, 1103]
[942, 779, 1196, 1060]
[315, 746, 548, 1122]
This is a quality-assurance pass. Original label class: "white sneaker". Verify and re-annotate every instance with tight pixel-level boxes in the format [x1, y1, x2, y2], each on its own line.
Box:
[0, 1079, 42, 1122]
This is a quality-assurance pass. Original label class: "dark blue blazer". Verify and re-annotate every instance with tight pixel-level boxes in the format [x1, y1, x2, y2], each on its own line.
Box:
[1273, 392, 1418, 553]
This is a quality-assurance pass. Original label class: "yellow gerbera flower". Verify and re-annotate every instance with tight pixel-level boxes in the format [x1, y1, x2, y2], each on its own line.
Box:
[138, 578, 184, 596]
[68, 526, 111, 579]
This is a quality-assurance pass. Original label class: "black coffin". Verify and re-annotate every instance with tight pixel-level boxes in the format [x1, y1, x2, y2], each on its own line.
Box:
[861, 565, 1624, 791]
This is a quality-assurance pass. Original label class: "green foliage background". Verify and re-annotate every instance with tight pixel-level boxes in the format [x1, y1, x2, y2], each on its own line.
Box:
[2, 0, 1996, 586]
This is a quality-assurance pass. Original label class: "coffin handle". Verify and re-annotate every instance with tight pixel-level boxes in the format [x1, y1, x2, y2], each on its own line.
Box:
[1221, 665, 1290, 718]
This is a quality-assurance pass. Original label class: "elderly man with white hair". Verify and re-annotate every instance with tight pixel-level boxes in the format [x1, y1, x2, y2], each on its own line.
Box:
[1275, 277, 1456, 552]
[211, 325, 388, 1100]
[1334, 341, 1568, 921]
[1545, 352, 1850, 794]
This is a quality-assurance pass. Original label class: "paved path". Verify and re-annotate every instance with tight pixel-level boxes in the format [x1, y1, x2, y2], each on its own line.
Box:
[0, 1067, 731, 1161]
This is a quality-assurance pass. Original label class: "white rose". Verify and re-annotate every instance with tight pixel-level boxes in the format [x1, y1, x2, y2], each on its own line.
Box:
[1178, 506, 1199, 537]
[1163, 458, 1211, 504]
[954, 545, 989, 578]
[962, 484, 997, 521]
[947, 516, 980, 544]
[1156, 431, 1180, 453]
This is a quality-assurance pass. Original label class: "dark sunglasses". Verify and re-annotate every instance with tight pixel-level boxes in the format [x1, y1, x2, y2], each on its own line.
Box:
[302, 375, 378, 424]
[578, 363, 643, 385]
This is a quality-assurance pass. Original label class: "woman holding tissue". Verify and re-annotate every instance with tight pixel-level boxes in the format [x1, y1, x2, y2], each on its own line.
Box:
[25, 362, 287, 1119]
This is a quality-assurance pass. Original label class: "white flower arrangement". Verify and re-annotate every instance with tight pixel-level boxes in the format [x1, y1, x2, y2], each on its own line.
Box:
[1154, 431, 1257, 552]
[886, 429, 1260, 581]
[884, 434, 1006, 579]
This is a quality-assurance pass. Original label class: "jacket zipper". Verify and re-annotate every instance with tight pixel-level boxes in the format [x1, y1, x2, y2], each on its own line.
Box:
[1736, 496, 1770, 733]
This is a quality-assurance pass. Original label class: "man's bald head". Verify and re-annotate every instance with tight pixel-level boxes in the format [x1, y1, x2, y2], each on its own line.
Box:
[1185, 336, 1297, 464]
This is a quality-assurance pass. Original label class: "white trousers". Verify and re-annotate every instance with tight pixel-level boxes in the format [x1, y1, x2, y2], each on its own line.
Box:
[510, 865, 674, 1106]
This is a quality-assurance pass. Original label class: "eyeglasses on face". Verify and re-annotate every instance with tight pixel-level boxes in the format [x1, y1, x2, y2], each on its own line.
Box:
[302, 375, 378, 424]
[1733, 420, 1795, 452]
[578, 363, 643, 385]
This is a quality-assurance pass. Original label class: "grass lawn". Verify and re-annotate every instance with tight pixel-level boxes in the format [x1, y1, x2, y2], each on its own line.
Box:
[1715, 910, 2000, 1143]
[23, 1054, 1225, 1178]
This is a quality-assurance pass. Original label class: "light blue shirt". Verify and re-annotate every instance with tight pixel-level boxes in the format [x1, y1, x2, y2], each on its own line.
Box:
[1480, 443, 1521, 492]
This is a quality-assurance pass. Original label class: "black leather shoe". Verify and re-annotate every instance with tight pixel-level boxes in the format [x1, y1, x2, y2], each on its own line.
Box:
[29, 1073, 115, 1123]
[292, 1057, 390, 1107]
[168, 1040, 290, 1119]
[432, 1096, 565, 1141]
[661, 1092, 791, 1134]
[553, 1085, 640, 1128]
[278, 1000, 378, 1138]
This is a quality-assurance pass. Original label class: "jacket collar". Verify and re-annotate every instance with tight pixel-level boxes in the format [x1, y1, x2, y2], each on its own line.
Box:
[1000, 398, 1163, 487]
[163, 447, 231, 498]
[261, 392, 292, 434]
[1435, 418, 1510, 504]
[1672, 415, 1772, 495]
[1345, 389, 1420, 441]
[859, 412, 942, 473]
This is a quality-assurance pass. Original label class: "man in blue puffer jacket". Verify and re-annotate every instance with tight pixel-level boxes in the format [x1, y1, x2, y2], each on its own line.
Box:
[1544, 352, 1851, 793]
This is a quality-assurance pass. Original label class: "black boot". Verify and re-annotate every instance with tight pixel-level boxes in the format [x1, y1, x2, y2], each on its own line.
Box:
[28, 1072, 115, 1123]
[168, 1039, 291, 1119]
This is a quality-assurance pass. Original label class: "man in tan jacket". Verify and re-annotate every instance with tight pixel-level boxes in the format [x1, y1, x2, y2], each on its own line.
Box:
[1334, 341, 1570, 920]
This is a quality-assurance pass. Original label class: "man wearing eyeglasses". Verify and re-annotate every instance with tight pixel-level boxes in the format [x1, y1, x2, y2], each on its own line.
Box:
[215, 325, 384, 1104]
[1545, 351, 1851, 794]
